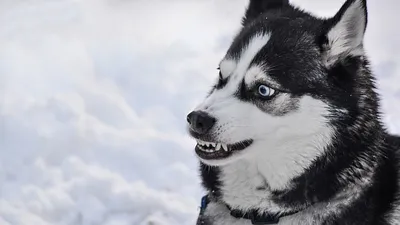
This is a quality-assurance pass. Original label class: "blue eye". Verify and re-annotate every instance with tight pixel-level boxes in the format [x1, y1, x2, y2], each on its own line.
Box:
[258, 85, 276, 97]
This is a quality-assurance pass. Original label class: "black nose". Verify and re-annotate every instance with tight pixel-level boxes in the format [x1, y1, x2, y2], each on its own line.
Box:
[187, 111, 216, 134]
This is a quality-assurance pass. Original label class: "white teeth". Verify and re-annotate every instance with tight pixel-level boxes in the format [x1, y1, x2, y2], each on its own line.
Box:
[197, 140, 205, 146]
[196, 140, 230, 153]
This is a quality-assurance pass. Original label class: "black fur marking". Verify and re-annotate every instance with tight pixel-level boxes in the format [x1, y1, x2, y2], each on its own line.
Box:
[234, 78, 299, 116]
[199, 162, 223, 199]
[242, 0, 289, 26]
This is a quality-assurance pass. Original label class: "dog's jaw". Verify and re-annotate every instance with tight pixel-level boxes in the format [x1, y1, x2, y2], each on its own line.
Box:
[219, 126, 334, 212]
[195, 95, 334, 185]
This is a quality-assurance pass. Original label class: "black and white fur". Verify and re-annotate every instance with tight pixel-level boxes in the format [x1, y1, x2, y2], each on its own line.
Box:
[186, 0, 400, 224]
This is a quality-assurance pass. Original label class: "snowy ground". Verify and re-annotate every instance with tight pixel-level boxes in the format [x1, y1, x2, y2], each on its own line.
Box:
[0, 0, 399, 225]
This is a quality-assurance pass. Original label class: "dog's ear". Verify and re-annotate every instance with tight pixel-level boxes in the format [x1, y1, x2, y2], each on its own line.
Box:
[321, 0, 368, 66]
[242, 0, 289, 26]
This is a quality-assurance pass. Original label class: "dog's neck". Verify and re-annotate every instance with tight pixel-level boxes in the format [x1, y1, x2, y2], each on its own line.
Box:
[201, 117, 387, 215]
[202, 125, 334, 214]
[218, 159, 291, 214]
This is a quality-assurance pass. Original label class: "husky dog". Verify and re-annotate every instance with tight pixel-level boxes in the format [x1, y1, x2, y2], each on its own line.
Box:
[186, 0, 400, 224]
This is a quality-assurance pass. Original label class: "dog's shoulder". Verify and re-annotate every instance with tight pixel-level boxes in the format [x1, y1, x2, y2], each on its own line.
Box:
[383, 133, 400, 224]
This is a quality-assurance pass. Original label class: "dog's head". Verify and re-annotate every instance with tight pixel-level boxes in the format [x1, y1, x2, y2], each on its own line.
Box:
[187, 0, 372, 166]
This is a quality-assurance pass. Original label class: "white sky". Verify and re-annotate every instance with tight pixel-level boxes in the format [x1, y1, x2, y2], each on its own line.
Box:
[0, 0, 399, 224]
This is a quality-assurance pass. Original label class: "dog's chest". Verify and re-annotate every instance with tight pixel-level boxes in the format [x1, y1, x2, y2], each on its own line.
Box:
[219, 161, 282, 212]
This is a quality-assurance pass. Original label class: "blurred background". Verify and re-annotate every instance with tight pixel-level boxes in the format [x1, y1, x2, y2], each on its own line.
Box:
[0, 0, 399, 224]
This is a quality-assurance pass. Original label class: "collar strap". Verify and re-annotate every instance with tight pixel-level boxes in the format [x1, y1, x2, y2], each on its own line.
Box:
[226, 204, 297, 224]
[200, 195, 298, 225]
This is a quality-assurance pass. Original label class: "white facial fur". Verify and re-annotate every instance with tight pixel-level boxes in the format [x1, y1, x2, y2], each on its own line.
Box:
[216, 95, 334, 215]
[194, 33, 271, 165]
[194, 32, 334, 194]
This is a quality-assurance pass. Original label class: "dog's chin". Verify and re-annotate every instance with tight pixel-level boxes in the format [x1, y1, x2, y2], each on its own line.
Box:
[198, 152, 247, 166]
[194, 139, 253, 166]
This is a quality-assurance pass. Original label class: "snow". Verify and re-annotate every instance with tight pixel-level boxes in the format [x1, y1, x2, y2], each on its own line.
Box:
[0, 0, 399, 225]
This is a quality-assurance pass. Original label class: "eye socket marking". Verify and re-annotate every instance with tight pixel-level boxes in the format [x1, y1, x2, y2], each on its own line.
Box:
[217, 66, 282, 100]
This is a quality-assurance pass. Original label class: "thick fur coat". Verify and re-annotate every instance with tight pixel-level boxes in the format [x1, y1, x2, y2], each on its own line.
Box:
[186, 0, 400, 224]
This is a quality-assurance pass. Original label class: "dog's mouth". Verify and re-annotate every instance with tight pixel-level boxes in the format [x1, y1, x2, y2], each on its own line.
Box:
[195, 139, 253, 160]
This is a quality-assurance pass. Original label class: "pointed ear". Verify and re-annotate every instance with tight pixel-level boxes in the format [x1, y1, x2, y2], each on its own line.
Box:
[322, 0, 368, 65]
[242, 0, 289, 25]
